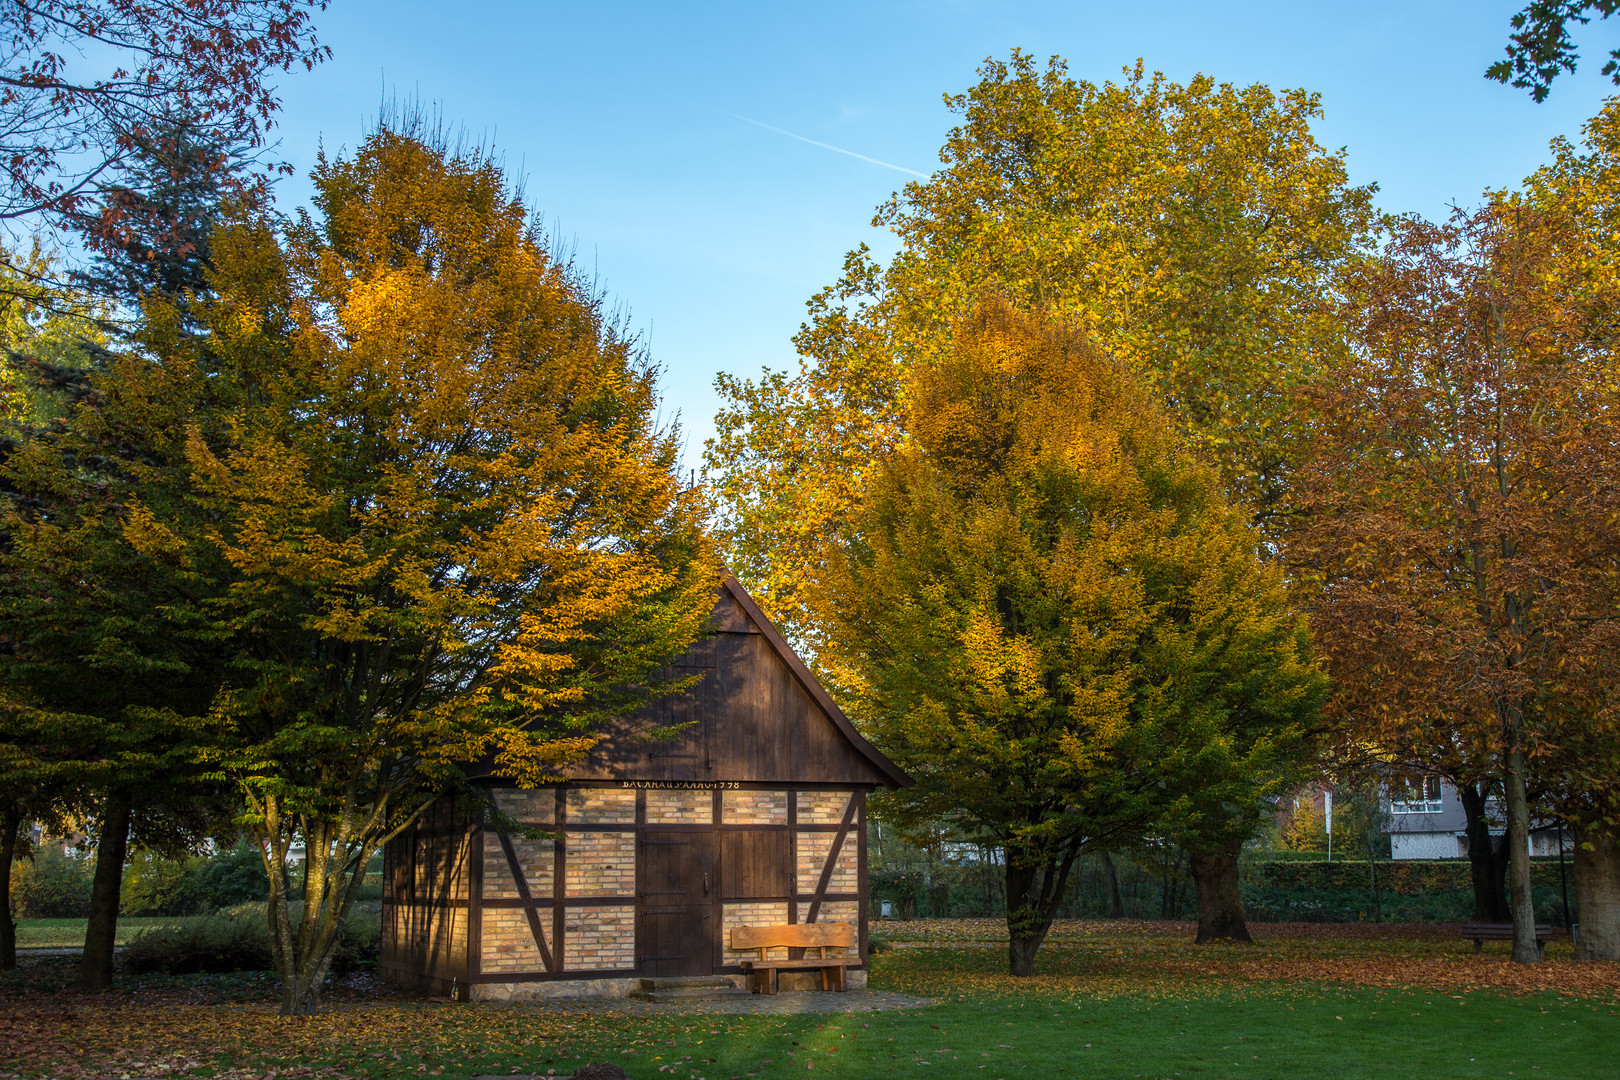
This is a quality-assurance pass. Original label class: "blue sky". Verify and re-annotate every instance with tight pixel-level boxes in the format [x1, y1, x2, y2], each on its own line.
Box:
[268, 1, 1618, 469]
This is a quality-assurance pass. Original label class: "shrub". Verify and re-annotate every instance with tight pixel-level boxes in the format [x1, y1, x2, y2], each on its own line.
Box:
[123, 902, 381, 976]
[188, 843, 271, 910]
[10, 845, 95, 917]
[123, 904, 274, 974]
[120, 851, 205, 916]
[122, 842, 272, 916]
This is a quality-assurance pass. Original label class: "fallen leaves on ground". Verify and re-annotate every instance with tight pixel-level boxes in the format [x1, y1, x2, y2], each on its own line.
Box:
[868, 921, 1620, 1002]
[2, 922, 1616, 1079]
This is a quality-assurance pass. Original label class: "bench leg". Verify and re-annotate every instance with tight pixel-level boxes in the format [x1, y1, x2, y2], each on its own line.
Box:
[1473, 939, 1483, 953]
[834, 966, 847, 992]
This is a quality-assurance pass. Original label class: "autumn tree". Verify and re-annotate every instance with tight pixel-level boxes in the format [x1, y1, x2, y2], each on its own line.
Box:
[711, 53, 1375, 626]
[1293, 198, 1620, 963]
[90, 124, 717, 1013]
[710, 51, 1369, 939]
[1517, 98, 1620, 960]
[814, 301, 1325, 973]
[0, 0, 327, 251]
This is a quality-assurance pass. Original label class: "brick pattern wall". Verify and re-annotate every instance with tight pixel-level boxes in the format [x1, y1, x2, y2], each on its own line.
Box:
[565, 830, 636, 897]
[479, 907, 550, 972]
[722, 901, 791, 962]
[810, 900, 859, 958]
[562, 906, 636, 971]
[645, 789, 711, 824]
[492, 788, 554, 824]
[796, 831, 858, 894]
[722, 789, 787, 824]
[566, 788, 636, 824]
[482, 835, 553, 899]
[796, 790, 852, 824]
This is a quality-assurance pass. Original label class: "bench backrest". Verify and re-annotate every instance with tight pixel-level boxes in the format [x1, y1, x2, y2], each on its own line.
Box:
[730, 922, 856, 954]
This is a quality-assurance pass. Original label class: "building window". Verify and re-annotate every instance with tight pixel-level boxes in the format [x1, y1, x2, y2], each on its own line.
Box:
[1390, 776, 1443, 814]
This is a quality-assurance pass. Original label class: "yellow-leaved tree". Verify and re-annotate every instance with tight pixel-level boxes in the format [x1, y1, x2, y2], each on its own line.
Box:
[815, 301, 1326, 972]
[83, 125, 717, 1013]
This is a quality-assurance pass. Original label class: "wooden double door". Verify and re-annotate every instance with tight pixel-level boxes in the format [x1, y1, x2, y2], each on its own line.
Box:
[637, 831, 715, 978]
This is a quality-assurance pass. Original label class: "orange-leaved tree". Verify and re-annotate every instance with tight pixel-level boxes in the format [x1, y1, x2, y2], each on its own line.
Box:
[97, 124, 718, 1012]
[1293, 196, 1620, 962]
[1518, 97, 1620, 959]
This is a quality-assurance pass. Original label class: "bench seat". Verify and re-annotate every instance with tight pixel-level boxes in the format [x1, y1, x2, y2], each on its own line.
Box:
[1459, 922, 1557, 957]
[731, 922, 859, 994]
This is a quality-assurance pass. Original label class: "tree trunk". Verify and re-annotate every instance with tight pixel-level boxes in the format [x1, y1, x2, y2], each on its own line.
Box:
[1002, 846, 1075, 977]
[1100, 852, 1125, 918]
[1459, 779, 1511, 922]
[1189, 839, 1253, 944]
[78, 790, 132, 991]
[1502, 749, 1540, 963]
[1572, 821, 1620, 961]
[0, 799, 19, 970]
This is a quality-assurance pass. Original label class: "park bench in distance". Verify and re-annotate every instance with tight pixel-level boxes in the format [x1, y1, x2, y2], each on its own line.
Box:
[730, 923, 858, 994]
[1459, 922, 1557, 957]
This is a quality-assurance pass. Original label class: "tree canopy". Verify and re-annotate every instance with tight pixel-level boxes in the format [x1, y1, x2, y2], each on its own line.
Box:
[4, 125, 719, 1012]
[709, 52, 1376, 644]
[814, 300, 1325, 973]
[1488, 1, 1620, 101]
[0, 0, 328, 235]
[1292, 179, 1620, 960]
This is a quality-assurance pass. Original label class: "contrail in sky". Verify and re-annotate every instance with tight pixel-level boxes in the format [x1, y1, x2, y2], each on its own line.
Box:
[722, 111, 927, 178]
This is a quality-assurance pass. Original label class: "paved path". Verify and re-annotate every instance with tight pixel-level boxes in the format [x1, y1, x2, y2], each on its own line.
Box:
[488, 989, 935, 1016]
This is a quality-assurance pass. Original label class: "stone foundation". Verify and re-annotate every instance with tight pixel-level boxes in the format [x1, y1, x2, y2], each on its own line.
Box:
[775, 968, 867, 991]
[472, 977, 641, 1001]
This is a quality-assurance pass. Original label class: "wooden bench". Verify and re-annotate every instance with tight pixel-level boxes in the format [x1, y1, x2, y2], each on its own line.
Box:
[730, 922, 859, 994]
[1460, 922, 1557, 957]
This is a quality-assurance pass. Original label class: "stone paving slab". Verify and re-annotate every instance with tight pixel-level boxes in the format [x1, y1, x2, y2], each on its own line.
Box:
[482, 989, 935, 1016]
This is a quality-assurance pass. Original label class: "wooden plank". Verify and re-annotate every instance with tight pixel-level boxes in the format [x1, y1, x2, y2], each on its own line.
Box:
[721, 830, 791, 898]
[468, 823, 484, 981]
[856, 790, 868, 963]
[731, 922, 856, 950]
[719, 576, 910, 787]
[786, 790, 798, 926]
[806, 793, 860, 923]
[711, 589, 761, 633]
[553, 788, 566, 973]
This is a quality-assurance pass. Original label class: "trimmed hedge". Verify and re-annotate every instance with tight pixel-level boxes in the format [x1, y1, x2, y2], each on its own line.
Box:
[1245, 859, 1571, 894]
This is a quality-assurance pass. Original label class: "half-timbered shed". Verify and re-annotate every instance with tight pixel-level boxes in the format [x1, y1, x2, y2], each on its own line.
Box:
[379, 576, 911, 999]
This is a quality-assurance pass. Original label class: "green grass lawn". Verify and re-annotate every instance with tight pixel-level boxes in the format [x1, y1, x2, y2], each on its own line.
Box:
[433, 989, 1614, 1080]
[13, 916, 183, 948]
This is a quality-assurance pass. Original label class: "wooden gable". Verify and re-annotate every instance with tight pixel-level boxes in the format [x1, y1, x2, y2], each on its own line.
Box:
[564, 576, 909, 788]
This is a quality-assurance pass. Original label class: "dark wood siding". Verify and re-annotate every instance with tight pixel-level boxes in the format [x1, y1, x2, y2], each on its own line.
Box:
[569, 593, 892, 785]
[721, 830, 791, 898]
